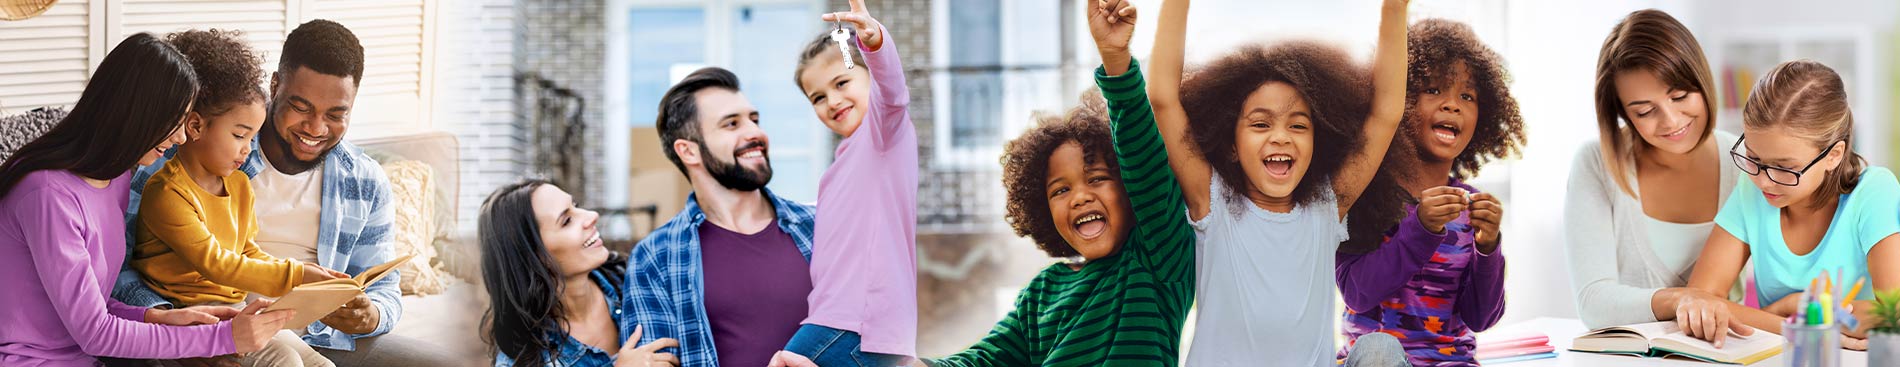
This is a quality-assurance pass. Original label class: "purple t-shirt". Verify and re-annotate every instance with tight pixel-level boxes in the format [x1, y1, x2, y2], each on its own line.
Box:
[0, 170, 234, 366]
[699, 221, 812, 367]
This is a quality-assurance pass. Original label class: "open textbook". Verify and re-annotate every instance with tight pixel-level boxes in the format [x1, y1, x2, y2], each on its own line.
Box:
[1570, 321, 1783, 365]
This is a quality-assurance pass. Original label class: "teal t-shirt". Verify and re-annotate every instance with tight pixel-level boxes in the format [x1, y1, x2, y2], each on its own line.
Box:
[1715, 166, 1900, 304]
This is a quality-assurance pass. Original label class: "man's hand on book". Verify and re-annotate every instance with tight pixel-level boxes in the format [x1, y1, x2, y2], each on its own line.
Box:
[299, 263, 348, 285]
[319, 293, 381, 334]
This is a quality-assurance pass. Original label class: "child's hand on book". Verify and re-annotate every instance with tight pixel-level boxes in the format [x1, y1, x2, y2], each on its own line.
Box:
[822, 0, 885, 52]
[231, 299, 293, 355]
[299, 263, 347, 285]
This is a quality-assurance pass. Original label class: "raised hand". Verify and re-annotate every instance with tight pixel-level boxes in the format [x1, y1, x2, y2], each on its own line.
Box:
[821, 0, 887, 52]
[1468, 192, 1503, 253]
[614, 325, 681, 367]
[1415, 186, 1468, 234]
[1088, 0, 1139, 75]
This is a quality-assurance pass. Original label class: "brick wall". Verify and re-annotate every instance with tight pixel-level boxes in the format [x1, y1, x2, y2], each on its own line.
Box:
[516, 0, 608, 207]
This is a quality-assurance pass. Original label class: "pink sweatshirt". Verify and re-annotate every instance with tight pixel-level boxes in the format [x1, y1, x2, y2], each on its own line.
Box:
[0, 170, 235, 366]
[805, 25, 919, 357]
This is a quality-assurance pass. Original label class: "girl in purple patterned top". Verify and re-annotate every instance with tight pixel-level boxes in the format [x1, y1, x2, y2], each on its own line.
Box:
[1335, 18, 1528, 367]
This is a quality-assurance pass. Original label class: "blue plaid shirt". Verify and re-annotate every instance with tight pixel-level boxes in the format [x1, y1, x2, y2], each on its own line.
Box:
[494, 264, 633, 367]
[111, 139, 403, 351]
[627, 190, 815, 367]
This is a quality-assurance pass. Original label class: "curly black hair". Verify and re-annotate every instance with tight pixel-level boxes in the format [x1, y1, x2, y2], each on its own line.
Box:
[1002, 91, 1117, 258]
[1341, 19, 1529, 254]
[1404, 19, 1526, 179]
[1181, 40, 1371, 210]
[166, 29, 265, 116]
[280, 19, 364, 87]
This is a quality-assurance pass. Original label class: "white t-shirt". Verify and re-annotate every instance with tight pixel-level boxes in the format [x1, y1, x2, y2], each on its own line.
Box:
[1185, 173, 1346, 367]
[1642, 216, 1713, 274]
[250, 157, 323, 264]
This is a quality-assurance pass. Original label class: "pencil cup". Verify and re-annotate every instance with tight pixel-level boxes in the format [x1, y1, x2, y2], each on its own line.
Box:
[1782, 319, 1840, 367]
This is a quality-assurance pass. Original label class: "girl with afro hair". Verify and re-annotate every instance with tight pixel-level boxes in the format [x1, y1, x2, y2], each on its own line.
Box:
[1334, 18, 1527, 366]
[129, 29, 344, 367]
[1145, 0, 1411, 365]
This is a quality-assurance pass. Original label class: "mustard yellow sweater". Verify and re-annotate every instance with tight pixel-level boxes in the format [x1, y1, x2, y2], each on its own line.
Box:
[131, 157, 299, 305]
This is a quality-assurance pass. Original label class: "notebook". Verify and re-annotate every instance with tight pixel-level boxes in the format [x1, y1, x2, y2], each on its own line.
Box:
[260, 254, 415, 330]
[1569, 321, 1783, 365]
[1475, 333, 1555, 363]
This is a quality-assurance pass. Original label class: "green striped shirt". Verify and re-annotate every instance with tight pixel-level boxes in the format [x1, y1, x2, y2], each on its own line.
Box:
[931, 60, 1195, 367]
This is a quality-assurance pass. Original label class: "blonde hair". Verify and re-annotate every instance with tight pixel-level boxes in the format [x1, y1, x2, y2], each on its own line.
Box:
[1742, 59, 1863, 208]
[1593, 9, 1719, 197]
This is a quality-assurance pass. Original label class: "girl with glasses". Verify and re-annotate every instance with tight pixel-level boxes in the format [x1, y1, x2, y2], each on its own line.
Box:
[1670, 59, 1900, 350]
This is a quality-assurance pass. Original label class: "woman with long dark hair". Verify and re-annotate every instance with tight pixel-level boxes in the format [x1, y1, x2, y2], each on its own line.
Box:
[0, 33, 292, 366]
[1562, 9, 1744, 330]
[481, 180, 678, 367]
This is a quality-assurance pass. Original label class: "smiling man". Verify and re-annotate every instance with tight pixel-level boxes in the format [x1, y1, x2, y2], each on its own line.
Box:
[113, 20, 454, 366]
[625, 67, 816, 367]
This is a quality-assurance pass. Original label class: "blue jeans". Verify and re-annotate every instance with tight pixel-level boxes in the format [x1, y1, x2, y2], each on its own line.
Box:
[782, 324, 907, 367]
[1343, 333, 1413, 367]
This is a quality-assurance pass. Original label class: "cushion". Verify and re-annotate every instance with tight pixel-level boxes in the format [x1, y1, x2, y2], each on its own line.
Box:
[0, 107, 66, 162]
[382, 159, 450, 296]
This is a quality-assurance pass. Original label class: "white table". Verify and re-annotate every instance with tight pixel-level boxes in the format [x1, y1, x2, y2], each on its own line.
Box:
[1480, 317, 1869, 366]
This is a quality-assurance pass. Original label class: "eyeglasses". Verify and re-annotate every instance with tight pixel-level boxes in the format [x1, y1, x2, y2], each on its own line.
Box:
[1729, 134, 1841, 187]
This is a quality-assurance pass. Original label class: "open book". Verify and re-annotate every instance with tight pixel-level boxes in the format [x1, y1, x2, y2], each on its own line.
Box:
[262, 254, 415, 330]
[1570, 321, 1783, 365]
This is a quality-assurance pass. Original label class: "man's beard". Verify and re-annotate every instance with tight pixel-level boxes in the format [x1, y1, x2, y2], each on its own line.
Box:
[702, 141, 772, 192]
[260, 110, 331, 173]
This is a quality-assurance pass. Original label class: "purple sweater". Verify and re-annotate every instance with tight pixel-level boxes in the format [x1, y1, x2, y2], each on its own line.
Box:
[1335, 178, 1506, 367]
[0, 170, 234, 366]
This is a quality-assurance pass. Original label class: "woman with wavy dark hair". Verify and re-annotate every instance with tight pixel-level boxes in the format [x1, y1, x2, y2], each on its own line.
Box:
[0, 32, 291, 366]
[481, 180, 678, 367]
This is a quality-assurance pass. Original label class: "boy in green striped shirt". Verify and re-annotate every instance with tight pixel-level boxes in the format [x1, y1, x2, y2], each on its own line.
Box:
[926, 1, 1195, 365]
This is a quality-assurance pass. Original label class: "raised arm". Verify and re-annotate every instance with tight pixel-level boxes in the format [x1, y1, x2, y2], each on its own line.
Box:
[1145, 0, 1213, 220]
[1333, 0, 1409, 218]
[1091, 0, 1193, 286]
[826, 0, 912, 151]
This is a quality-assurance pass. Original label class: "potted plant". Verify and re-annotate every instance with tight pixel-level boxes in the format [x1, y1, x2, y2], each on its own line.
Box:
[1869, 289, 1900, 365]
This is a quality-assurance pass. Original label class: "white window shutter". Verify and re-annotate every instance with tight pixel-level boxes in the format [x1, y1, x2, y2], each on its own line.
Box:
[0, 0, 93, 112]
[309, 0, 432, 132]
[113, 0, 290, 74]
